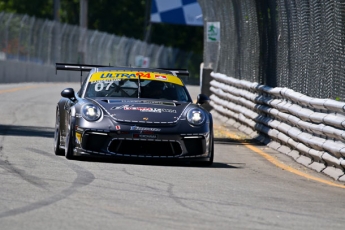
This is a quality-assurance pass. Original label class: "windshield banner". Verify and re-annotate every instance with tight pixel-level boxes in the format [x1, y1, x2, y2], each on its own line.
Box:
[89, 71, 183, 86]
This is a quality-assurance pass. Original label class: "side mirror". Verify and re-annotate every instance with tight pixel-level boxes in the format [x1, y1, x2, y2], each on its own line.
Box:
[61, 88, 76, 101]
[196, 94, 210, 105]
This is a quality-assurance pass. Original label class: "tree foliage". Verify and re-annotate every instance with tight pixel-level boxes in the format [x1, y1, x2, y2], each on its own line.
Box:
[0, 0, 54, 19]
[0, 0, 203, 56]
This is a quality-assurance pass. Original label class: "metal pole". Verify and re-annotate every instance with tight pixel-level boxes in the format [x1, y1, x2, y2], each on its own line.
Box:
[143, 0, 152, 57]
[68, 25, 78, 62]
[28, 17, 35, 62]
[54, 0, 60, 22]
[53, 0, 60, 63]
[79, 0, 88, 63]
[17, 15, 28, 60]
[47, 21, 55, 64]
[38, 20, 48, 63]
[143, 0, 151, 38]
[4, 13, 14, 54]
[80, 0, 88, 29]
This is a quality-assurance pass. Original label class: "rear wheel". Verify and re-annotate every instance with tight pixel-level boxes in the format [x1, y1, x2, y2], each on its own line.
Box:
[54, 109, 64, 156]
[65, 116, 75, 159]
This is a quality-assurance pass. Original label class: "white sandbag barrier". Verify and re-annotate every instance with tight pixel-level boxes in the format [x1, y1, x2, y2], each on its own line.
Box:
[210, 72, 345, 181]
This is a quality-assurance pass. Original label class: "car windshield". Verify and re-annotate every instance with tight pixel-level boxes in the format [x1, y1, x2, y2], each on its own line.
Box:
[84, 79, 190, 102]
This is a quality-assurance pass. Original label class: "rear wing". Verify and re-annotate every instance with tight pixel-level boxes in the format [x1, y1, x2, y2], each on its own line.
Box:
[56, 63, 108, 75]
[55, 63, 189, 83]
[55, 63, 109, 85]
[159, 68, 189, 78]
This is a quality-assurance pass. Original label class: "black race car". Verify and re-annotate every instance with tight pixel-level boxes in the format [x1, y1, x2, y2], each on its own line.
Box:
[54, 63, 214, 165]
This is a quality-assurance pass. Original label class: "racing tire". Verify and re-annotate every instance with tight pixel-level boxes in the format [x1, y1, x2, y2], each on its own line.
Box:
[54, 109, 65, 156]
[204, 132, 214, 166]
[192, 130, 214, 167]
[65, 116, 76, 160]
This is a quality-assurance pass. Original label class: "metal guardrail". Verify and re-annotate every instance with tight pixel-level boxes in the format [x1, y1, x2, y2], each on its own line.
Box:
[197, 0, 345, 180]
[210, 72, 345, 181]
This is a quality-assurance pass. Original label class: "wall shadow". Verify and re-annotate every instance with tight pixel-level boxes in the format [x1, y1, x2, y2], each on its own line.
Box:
[215, 137, 266, 146]
[0, 124, 54, 138]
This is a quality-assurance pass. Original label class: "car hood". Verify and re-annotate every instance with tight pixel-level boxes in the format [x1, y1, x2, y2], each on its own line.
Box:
[94, 99, 191, 124]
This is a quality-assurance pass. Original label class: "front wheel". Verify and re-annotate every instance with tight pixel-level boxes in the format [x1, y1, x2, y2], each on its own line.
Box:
[65, 116, 76, 159]
[192, 130, 214, 167]
[54, 109, 65, 156]
[203, 132, 214, 166]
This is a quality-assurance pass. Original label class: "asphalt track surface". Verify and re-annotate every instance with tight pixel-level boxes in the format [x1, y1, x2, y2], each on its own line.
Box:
[1, 83, 345, 230]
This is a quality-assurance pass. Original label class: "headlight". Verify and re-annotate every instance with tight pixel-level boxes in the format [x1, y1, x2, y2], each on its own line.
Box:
[81, 104, 102, 121]
[187, 108, 206, 125]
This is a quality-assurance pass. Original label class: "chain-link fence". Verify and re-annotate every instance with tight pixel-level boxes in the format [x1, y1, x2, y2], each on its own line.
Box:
[0, 11, 199, 75]
[199, 0, 345, 100]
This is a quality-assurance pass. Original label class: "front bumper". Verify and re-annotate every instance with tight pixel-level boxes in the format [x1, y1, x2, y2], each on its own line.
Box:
[73, 127, 212, 160]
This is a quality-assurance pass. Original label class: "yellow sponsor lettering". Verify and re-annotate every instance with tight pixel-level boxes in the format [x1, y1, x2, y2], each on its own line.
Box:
[89, 71, 183, 85]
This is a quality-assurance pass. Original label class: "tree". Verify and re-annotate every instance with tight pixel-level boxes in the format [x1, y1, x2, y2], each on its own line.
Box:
[0, 0, 54, 19]
[0, 0, 203, 78]
[0, 0, 203, 53]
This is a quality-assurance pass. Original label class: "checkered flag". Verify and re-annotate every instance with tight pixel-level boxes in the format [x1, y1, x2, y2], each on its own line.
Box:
[150, 0, 203, 26]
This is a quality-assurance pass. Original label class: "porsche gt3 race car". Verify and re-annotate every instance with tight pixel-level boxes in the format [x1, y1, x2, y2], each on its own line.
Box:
[54, 63, 214, 166]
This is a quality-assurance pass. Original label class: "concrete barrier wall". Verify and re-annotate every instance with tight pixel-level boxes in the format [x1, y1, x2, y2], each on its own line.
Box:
[0, 60, 83, 83]
[210, 72, 345, 182]
[0, 60, 201, 86]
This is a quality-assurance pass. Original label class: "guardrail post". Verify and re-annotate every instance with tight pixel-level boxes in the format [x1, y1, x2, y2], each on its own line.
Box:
[200, 63, 213, 111]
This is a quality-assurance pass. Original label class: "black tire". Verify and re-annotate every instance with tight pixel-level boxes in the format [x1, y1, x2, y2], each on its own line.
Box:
[204, 131, 214, 166]
[65, 116, 76, 159]
[192, 130, 214, 166]
[54, 109, 65, 156]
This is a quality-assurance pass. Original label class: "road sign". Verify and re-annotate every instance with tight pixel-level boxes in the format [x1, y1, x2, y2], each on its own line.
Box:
[207, 22, 220, 42]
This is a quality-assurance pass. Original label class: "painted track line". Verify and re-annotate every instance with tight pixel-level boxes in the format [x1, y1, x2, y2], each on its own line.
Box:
[214, 124, 345, 189]
[0, 85, 43, 94]
[0, 83, 64, 94]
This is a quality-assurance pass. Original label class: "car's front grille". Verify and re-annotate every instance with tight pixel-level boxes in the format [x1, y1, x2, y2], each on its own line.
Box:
[183, 138, 206, 156]
[108, 140, 182, 156]
[82, 133, 109, 152]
